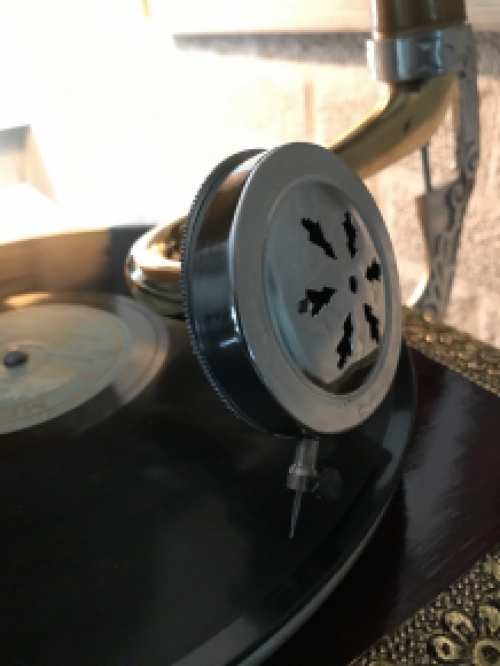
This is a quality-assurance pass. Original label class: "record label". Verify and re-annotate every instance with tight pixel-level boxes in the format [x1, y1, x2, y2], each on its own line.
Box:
[0, 304, 133, 434]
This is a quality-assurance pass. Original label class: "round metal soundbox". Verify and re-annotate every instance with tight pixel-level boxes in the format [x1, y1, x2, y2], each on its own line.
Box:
[182, 143, 402, 437]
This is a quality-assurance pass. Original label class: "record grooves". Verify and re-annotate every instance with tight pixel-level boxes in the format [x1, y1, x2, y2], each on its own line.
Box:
[1, 293, 167, 443]
[0, 227, 415, 666]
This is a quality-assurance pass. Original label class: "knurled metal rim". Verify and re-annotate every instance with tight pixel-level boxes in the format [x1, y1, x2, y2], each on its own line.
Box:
[182, 148, 298, 435]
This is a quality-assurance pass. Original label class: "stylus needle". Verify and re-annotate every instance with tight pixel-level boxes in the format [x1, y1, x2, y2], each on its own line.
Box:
[289, 490, 303, 540]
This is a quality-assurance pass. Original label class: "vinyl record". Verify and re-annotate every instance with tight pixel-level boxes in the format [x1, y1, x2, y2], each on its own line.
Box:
[0, 227, 416, 666]
[0, 294, 166, 437]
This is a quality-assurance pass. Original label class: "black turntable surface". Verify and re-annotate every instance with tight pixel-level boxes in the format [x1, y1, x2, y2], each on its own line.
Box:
[0, 226, 416, 666]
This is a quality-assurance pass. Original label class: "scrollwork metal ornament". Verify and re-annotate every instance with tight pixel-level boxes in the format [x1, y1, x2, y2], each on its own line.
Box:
[369, 25, 480, 320]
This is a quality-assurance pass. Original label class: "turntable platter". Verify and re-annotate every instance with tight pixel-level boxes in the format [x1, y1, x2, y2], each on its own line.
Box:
[0, 227, 415, 666]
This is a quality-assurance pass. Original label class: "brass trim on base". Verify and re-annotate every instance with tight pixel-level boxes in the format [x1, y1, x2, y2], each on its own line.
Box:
[350, 544, 500, 666]
[403, 308, 500, 399]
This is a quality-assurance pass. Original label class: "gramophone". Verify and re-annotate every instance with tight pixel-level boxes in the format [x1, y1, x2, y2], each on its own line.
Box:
[0, 0, 482, 664]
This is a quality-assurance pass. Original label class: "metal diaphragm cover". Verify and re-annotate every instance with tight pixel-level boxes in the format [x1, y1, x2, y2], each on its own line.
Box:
[182, 142, 401, 437]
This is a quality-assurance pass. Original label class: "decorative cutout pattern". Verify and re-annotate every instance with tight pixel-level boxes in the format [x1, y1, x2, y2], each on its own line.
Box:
[298, 287, 336, 317]
[298, 213, 383, 372]
[366, 260, 381, 283]
[301, 218, 336, 259]
[364, 305, 380, 344]
[337, 314, 354, 370]
[343, 212, 357, 259]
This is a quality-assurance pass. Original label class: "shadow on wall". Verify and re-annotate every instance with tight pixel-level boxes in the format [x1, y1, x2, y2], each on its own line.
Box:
[174, 31, 500, 77]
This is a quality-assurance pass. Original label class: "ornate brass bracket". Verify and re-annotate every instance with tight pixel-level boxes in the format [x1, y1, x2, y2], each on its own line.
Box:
[369, 24, 480, 320]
